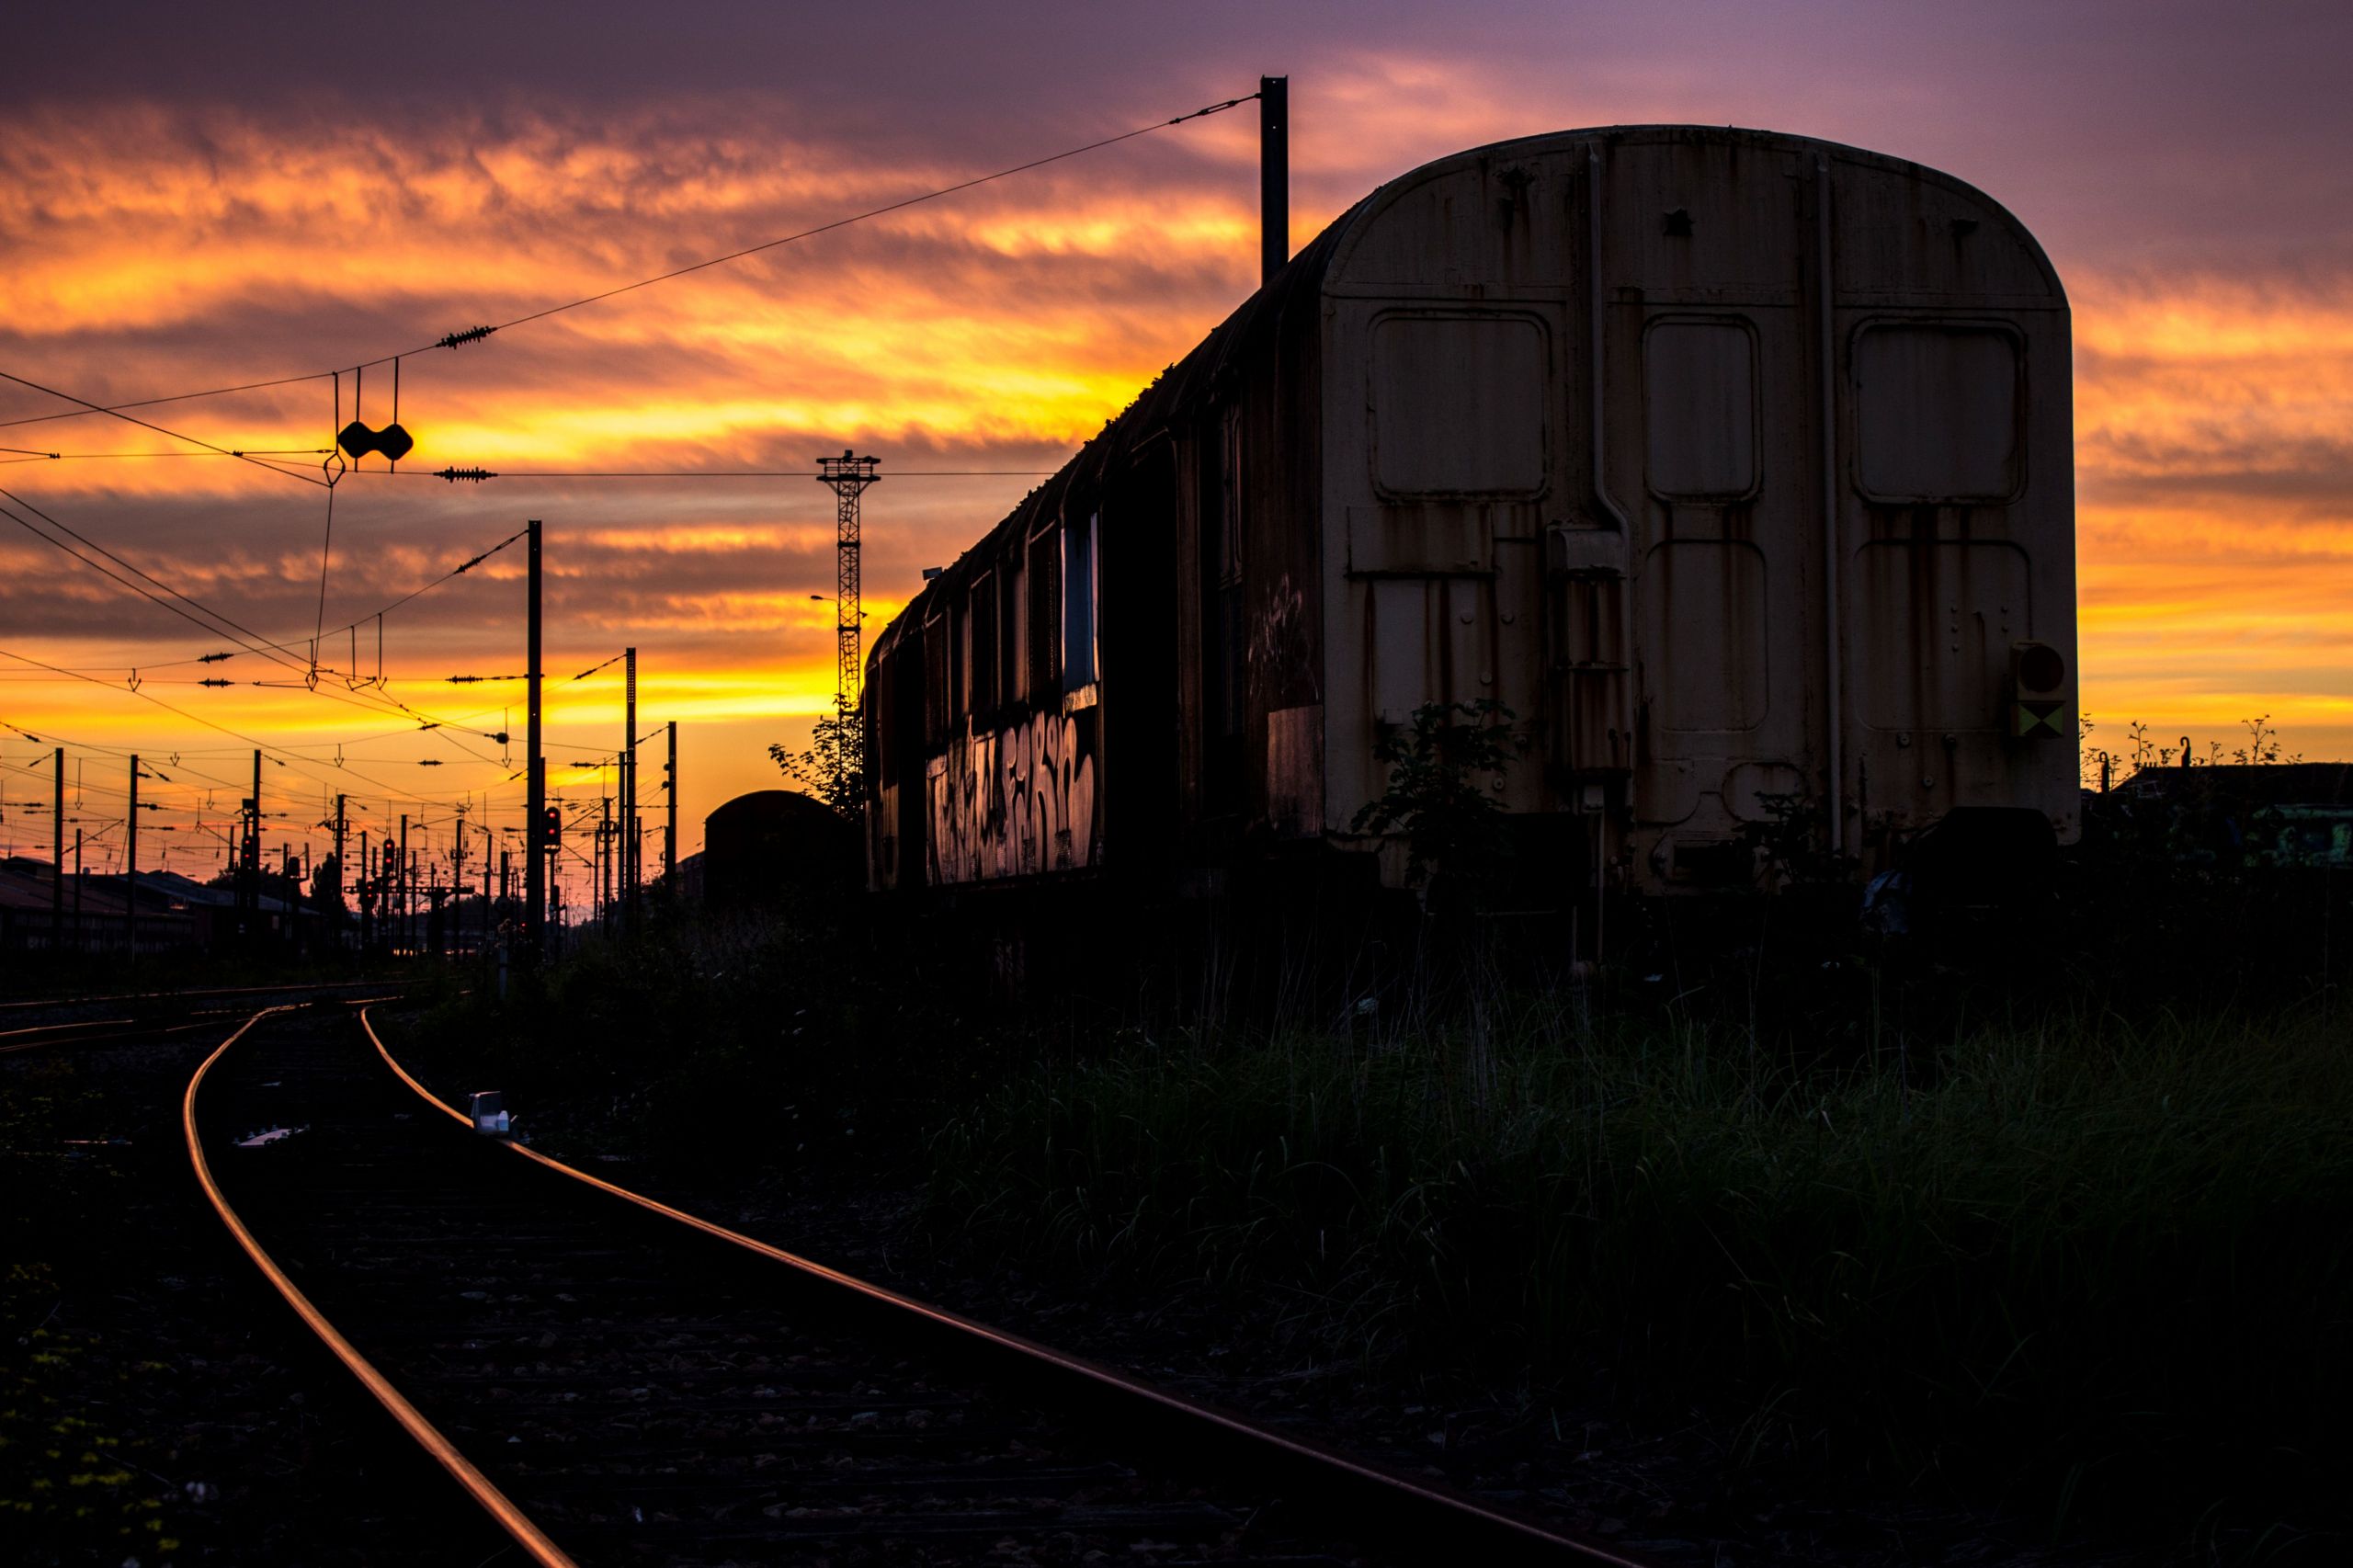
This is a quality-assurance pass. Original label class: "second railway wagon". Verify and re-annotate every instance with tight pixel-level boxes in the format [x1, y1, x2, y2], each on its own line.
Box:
[864, 124, 2077, 911]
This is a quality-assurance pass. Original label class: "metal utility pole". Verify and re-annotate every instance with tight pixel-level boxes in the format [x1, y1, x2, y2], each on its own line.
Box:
[524, 518, 546, 965]
[126, 755, 139, 960]
[51, 747, 63, 952]
[358, 829, 371, 948]
[598, 797, 613, 928]
[238, 750, 262, 938]
[398, 814, 410, 955]
[622, 646, 639, 924]
[1260, 75, 1290, 286]
[332, 793, 347, 948]
[450, 813, 467, 956]
[818, 452, 881, 709]
[73, 827, 83, 948]
[664, 722, 677, 892]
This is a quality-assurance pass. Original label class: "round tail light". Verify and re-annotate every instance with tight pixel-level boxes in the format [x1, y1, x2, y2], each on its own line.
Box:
[2017, 642, 2065, 694]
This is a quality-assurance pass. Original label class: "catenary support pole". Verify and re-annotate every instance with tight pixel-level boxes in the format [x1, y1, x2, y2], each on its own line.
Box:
[451, 813, 467, 959]
[51, 747, 63, 952]
[597, 797, 610, 927]
[524, 518, 545, 966]
[126, 754, 139, 960]
[622, 646, 639, 926]
[333, 793, 347, 949]
[1260, 75, 1289, 287]
[239, 750, 261, 939]
[664, 722, 677, 892]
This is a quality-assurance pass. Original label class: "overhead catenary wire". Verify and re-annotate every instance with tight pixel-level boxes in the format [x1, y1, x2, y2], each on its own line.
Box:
[0, 448, 330, 460]
[0, 91, 1257, 437]
[0, 369, 330, 486]
[0, 653, 454, 815]
[353, 469, 1057, 480]
[1, 485, 527, 732]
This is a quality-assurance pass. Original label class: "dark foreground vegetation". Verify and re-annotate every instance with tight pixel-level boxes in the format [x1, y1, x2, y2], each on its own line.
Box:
[416, 841, 2348, 1565]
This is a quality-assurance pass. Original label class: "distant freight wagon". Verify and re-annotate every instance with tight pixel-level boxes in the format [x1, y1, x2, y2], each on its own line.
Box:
[864, 125, 2076, 916]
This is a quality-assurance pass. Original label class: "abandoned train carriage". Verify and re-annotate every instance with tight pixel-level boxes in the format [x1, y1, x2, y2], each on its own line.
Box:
[864, 125, 2077, 907]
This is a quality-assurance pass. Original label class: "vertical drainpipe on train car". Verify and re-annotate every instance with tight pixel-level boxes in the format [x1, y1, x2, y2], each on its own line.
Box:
[1261, 76, 1288, 287]
[1816, 157, 1844, 860]
[1587, 151, 1631, 965]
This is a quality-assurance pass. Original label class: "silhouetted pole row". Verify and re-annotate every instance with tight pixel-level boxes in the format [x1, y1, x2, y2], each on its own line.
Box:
[7, 513, 668, 967]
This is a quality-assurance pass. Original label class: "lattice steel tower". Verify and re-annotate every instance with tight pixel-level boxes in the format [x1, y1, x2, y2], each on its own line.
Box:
[817, 450, 881, 708]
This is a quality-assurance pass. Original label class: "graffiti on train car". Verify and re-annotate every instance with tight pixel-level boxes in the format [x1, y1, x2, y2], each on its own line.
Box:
[926, 707, 1101, 885]
[1249, 574, 1320, 704]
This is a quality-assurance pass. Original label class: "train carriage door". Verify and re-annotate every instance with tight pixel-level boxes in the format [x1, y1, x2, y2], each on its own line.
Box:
[1349, 310, 1553, 813]
[1630, 308, 1813, 871]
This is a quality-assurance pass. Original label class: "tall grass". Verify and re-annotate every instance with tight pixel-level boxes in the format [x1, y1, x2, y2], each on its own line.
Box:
[928, 982, 2352, 1544]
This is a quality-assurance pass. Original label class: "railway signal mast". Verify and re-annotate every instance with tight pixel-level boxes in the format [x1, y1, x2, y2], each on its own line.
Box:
[818, 451, 881, 709]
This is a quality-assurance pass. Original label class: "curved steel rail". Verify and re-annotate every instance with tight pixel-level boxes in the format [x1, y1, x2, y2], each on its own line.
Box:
[1, 976, 412, 1014]
[4, 993, 405, 1056]
[360, 1006, 1651, 1568]
[184, 1007, 579, 1568]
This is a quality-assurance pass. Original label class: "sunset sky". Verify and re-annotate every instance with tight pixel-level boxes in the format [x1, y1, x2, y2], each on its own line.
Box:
[3, 1, 2347, 890]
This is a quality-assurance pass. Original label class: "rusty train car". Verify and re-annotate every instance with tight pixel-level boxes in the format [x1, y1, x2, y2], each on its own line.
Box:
[863, 125, 2076, 917]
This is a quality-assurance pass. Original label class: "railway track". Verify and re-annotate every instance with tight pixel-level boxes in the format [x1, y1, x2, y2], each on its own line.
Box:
[184, 1005, 1645, 1567]
[0, 978, 407, 1055]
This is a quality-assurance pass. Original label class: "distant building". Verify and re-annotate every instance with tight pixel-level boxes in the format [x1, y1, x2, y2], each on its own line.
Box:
[0, 856, 307, 952]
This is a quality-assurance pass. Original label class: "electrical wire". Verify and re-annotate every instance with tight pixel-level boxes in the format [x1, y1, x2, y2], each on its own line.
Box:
[0, 92, 1257, 435]
[1, 653, 492, 813]
[352, 469, 1056, 479]
[0, 448, 329, 460]
[0, 371, 348, 433]
[0, 369, 328, 486]
[2, 486, 527, 734]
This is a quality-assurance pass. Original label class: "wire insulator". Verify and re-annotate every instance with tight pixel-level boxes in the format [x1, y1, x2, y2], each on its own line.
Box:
[435, 325, 497, 349]
[435, 467, 496, 483]
[198, 677, 233, 687]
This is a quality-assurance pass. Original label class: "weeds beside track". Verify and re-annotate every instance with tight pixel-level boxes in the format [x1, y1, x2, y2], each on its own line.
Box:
[930, 994, 2351, 1561]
